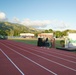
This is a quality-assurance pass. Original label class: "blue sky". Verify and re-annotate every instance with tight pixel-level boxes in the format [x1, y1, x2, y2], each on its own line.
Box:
[0, 0, 76, 30]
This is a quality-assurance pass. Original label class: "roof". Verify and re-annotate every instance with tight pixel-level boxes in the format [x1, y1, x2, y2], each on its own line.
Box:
[38, 33, 53, 35]
[20, 33, 34, 36]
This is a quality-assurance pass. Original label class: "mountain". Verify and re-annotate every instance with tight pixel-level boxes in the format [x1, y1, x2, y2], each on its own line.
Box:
[0, 22, 41, 36]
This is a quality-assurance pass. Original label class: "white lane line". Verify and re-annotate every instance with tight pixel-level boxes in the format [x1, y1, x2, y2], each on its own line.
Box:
[6, 42, 76, 64]
[28, 48, 76, 64]
[1, 43, 57, 75]
[6, 41, 76, 59]
[0, 49, 25, 75]
[11, 45, 76, 72]
[7, 41, 76, 59]
[21, 46, 76, 64]
[29, 46, 76, 59]
[4, 42, 76, 72]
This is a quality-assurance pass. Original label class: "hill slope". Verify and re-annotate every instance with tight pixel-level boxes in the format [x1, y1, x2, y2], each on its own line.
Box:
[0, 22, 41, 36]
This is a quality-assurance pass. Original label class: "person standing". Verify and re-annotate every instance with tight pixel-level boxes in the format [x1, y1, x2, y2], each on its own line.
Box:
[51, 37, 55, 48]
[37, 38, 43, 47]
[45, 38, 50, 47]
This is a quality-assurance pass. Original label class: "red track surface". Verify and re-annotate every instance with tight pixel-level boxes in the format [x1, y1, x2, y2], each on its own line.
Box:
[0, 40, 76, 75]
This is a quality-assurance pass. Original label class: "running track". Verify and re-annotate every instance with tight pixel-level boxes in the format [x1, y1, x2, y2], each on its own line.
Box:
[0, 40, 76, 75]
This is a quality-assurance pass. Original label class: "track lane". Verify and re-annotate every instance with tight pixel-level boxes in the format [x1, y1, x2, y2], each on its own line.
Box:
[5, 40, 76, 62]
[9, 40, 76, 57]
[3, 41, 76, 70]
[0, 48, 25, 75]
[6, 40, 76, 58]
[1, 40, 76, 75]
[0, 49, 23, 75]
[0, 41, 57, 75]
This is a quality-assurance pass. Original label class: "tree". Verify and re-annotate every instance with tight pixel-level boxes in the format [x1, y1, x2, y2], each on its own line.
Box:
[0, 30, 8, 36]
[55, 31, 62, 38]
[45, 30, 49, 33]
[49, 29, 53, 33]
[44, 29, 54, 33]
[62, 29, 70, 36]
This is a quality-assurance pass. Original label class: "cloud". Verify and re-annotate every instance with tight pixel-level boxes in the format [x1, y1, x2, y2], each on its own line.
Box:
[12, 17, 20, 23]
[0, 12, 6, 19]
[0, 12, 69, 30]
[21, 19, 51, 28]
[51, 20, 69, 29]
[0, 12, 8, 21]
[20, 19, 69, 30]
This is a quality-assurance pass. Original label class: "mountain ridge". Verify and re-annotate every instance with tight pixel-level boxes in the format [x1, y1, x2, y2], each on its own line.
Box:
[0, 22, 42, 36]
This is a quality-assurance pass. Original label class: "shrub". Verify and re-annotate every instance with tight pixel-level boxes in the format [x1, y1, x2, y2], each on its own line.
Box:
[60, 40, 65, 47]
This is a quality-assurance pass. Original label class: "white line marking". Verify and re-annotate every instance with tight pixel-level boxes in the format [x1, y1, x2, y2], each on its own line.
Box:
[30, 47, 76, 59]
[5, 42, 76, 64]
[20, 45, 76, 64]
[1, 43, 57, 75]
[12, 45, 76, 72]
[4, 42, 76, 72]
[0, 48, 25, 75]
[6, 40, 76, 59]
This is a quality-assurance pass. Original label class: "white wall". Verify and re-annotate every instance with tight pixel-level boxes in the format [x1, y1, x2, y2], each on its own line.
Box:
[65, 33, 76, 48]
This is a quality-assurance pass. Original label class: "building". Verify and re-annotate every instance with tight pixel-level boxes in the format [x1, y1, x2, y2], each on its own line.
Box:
[38, 33, 53, 39]
[20, 33, 34, 38]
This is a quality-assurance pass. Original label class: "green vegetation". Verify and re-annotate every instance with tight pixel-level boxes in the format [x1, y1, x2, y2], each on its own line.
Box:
[60, 40, 65, 47]
[13, 39, 38, 45]
[12, 38, 62, 48]
[44, 29, 76, 38]
[0, 22, 76, 38]
[12, 39, 76, 52]
[0, 34, 7, 39]
[0, 22, 41, 36]
[55, 40, 62, 47]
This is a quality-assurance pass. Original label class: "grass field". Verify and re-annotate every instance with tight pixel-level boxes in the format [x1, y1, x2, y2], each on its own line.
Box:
[9, 38, 76, 52]
[10, 38, 61, 47]
[14, 39, 38, 45]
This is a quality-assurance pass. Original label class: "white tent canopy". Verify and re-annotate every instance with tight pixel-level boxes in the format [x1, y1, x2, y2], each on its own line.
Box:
[65, 33, 76, 48]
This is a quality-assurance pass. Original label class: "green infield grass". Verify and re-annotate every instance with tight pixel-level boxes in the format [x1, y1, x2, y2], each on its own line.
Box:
[11, 38, 61, 47]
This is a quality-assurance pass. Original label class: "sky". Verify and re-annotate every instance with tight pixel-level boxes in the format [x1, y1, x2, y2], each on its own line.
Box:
[0, 0, 76, 31]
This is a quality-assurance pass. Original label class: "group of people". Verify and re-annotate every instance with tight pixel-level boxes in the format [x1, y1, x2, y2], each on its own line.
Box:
[37, 37, 55, 48]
